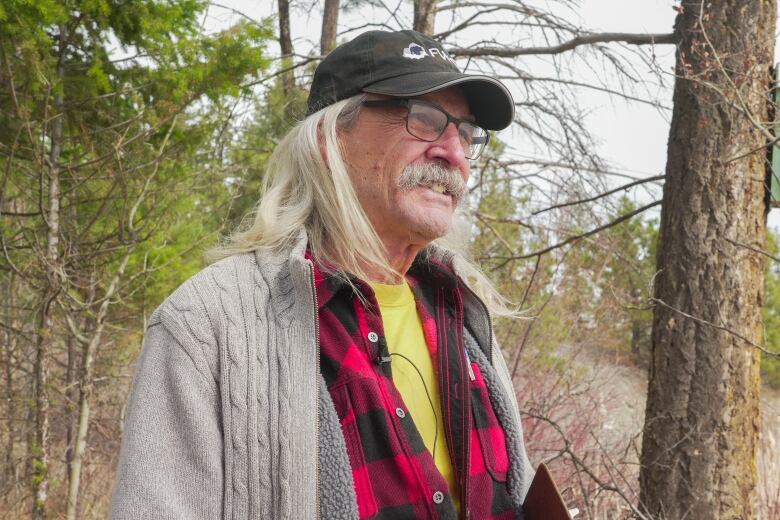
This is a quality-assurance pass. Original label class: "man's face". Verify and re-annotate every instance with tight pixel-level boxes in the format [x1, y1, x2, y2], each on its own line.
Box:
[340, 87, 472, 249]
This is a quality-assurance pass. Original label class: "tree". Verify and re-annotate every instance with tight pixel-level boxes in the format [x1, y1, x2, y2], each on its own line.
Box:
[0, 1, 272, 516]
[277, 0, 296, 111]
[224, 75, 308, 228]
[639, 1, 776, 518]
[414, 0, 438, 35]
[597, 198, 658, 364]
[321, 0, 341, 54]
[762, 231, 780, 388]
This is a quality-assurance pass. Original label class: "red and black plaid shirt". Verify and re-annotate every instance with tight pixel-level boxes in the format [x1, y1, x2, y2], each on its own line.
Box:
[314, 257, 517, 519]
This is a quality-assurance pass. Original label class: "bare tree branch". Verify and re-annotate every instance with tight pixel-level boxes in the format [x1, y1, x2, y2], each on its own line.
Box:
[507, 200, 661, 260]
[532, 174, 665, 216]
[724, 236, 780, 264]
[448, 32, 678, 58]
[650, 297, 780, 360]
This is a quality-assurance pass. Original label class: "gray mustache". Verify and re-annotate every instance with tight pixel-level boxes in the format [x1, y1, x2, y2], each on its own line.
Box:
[397, 163, 468, 205]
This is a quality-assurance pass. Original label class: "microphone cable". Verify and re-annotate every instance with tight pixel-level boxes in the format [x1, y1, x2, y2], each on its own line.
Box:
[387, 352, 440, 461]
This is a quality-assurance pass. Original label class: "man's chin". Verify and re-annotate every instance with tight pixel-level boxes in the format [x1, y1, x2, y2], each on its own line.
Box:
[408, 217, 454, 243]
[391, 199, 456, 242]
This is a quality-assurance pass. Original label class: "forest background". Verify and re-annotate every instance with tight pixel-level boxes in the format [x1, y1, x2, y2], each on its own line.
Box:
[1, 0, 779, 518]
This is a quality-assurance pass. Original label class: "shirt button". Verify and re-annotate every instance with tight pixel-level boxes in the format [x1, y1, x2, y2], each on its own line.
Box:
[432, 491, 444, 504]
[367, 331, 378, 343]
[395, 407, 406, 418]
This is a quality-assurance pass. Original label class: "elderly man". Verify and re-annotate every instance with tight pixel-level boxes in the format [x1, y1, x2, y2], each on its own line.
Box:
[111, 29, 534, 519]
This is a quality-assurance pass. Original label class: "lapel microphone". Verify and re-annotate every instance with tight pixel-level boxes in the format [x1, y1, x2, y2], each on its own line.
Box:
[375, 336, 392, 364]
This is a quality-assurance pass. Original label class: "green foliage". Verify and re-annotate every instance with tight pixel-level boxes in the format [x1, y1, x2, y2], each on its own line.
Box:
[762, 231, 780, 388]
[1, 0, 275, 311]
[470, 178, 659, 370]
[469, 137, 559, 358]
[594, 197, 658, 361]
[224, 76, 308, 227]
[542, 196, 659, 362]
[0, 8, 276, 513]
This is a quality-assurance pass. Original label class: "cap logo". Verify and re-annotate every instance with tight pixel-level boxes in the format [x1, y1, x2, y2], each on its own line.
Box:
[427, 47, 457, 65]
[402, 43, 428, 60]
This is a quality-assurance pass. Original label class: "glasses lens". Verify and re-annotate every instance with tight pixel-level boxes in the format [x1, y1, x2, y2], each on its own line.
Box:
[405, 101, 489, 159]
[460, 123, 488, 159]
[407, 103, 447, 142]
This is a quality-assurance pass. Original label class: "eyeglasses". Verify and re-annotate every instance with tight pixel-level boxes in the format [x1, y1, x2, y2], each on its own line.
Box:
[361, 98, 489, 159]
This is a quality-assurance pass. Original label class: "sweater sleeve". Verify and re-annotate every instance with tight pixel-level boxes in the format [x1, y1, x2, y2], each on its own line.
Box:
[110, 309, 223, 520]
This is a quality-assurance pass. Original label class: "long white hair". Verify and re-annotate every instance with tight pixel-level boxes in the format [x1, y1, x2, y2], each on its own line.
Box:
[210, 94, 518, 317]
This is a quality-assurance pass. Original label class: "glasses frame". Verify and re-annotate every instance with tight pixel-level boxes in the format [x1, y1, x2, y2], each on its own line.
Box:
[361, 98, 489, 160]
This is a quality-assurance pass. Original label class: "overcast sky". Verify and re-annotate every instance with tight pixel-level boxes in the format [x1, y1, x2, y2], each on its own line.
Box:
[575, 0, 675, 182]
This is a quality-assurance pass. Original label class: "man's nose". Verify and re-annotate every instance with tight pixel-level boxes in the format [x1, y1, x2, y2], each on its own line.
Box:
[425, 122, 470, 174]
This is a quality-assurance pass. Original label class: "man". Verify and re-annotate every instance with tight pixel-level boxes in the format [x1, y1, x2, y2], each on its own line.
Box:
[111, 29, 534, 519]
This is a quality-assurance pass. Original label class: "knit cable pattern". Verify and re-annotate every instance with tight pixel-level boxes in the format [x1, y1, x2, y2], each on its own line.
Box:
[252, 264, 273, 518]
[212, 262, 250, 518]
[271, 261, 294, 518]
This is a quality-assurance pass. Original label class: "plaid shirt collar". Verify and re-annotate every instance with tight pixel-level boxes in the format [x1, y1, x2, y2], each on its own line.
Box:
[308, 250, 457, 310]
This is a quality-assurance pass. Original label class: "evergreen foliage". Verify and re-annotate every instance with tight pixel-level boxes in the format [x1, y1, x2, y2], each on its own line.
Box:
[762, 231, 780, 388]
[0, 1, 274, 515]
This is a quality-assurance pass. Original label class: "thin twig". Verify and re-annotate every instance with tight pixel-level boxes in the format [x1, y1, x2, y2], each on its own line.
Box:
[724, 236, 780, 263]
[475, 212, 535, 231]
[651, 297, 780, 360]
[507, 200, 662, 260]
[532, 175, 665, 216]
[449, 32, 678, 58]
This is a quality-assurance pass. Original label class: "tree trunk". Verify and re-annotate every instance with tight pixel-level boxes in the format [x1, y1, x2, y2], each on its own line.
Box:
[66, 254, 130, 520]
[630, 318, 641, 361]
[320, 0, 340, 55]
[65, 344, 92, 520]
[32, 301, 53, 520]
[413, 0, 438, 35]
[65, 204, 84, 499]
[277, 0, 296, 114]
[65, 333, 77, 477]
[32, 22, 67, 520]
[2, 272, 17, 486]
[630, 288, 645, 364]
[639, 2, 775, 519]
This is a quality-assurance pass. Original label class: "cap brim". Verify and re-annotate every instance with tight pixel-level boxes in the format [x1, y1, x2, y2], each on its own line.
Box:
[362, 71, 515, 130]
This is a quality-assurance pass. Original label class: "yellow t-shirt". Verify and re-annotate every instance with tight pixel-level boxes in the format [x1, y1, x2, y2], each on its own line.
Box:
[369, 280, 459, 510]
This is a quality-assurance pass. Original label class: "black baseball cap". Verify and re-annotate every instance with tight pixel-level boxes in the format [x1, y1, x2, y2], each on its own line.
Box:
[306, 30, 515, 130]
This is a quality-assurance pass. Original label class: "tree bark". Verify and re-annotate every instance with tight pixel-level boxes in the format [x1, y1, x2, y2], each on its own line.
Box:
[639, 2, 775, 519]
[65, 333, 92, 520]
[31, 22, 68, 520]
[413, 0, 438, 35]
[32, 299, 54, 520]
[64, 334, 77, 476]
[65, 206, 85, 498]
[65, 254, 130, 520]
[2, 272, 17, 486]
[277, 0, 296, 109]
[320, 0, 340, 55]
[64, 314, 82, 517]
[630, 319, 641, 361]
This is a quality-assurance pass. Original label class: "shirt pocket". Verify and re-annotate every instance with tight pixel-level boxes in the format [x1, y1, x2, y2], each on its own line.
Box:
[330, 381, 379, 518]
[470, 362, 510, 482]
